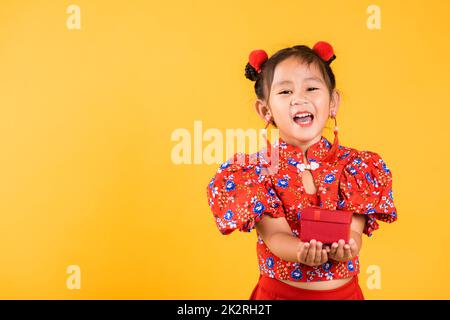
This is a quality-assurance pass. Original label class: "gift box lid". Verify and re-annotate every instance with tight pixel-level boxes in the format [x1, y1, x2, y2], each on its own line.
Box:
[301, 206, 353, 224]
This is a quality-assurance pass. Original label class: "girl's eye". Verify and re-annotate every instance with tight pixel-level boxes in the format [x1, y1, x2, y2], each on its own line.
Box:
[279, 90, 291, 94]
[307, 87, 319, 91]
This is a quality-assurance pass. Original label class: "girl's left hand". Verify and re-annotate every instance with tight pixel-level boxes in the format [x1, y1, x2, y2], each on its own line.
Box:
[325, 238, 359, 262]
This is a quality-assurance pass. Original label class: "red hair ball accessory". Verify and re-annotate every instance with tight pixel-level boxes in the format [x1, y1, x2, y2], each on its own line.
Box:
[248, 49, 268, 73]
[313, 41, 336, 64]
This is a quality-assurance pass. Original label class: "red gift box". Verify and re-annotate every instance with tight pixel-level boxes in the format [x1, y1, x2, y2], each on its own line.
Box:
[300, 206, 353, 245]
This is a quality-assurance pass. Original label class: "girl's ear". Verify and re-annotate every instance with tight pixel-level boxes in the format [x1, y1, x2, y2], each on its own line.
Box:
[329, 89, 341, 116]
[254, 99, 271, 121]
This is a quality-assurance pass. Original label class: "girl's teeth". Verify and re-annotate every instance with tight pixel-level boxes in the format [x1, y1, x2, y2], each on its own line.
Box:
[294, 113, 314, 124]
[294, 113, 313, 120]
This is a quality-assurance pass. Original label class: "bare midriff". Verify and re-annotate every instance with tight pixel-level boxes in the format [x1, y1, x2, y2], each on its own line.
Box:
[278, 276, 353, 290]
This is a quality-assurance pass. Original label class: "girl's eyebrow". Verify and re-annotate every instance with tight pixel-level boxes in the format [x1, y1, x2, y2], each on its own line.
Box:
[273, 80, 293, 88]
[304, 76, 324, 83]
[273, 77, 323, 88]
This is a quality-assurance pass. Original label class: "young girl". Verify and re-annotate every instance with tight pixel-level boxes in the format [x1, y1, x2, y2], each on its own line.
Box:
[206, 41, 397, 300]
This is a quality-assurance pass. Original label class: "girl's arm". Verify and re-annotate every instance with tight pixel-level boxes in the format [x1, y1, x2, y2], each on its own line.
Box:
[350, 214, 366, 252]
[255, 215, 304, 263]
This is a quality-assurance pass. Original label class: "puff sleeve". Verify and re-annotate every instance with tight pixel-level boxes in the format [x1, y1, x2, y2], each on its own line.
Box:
[338, 150, 397, 237]
[206, 154, 286, 235]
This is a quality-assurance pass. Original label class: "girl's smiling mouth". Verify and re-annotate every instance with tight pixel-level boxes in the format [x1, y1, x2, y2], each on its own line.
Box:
[293, 111, 314, 127]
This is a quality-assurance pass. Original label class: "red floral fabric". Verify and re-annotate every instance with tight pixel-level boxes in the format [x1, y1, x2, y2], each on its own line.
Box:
[206, 136, 397, 282]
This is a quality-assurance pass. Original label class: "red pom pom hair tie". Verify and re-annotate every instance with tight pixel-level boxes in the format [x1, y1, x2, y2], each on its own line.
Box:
[312, 41, 336, 64]
[248, 49, 268, 73]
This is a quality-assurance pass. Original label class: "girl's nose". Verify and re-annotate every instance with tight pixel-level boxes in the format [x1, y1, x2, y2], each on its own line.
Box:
[290, 97, 309, 106]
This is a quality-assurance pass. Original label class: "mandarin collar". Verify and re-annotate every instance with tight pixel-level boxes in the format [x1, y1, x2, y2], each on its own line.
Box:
[275, 135, 333, 163]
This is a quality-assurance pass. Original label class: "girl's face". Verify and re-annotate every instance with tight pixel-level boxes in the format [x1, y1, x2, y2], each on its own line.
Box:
[257, 56, 340, 150]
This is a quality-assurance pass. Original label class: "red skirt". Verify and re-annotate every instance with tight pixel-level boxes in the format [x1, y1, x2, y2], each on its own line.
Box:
[249, 275, 365, 300]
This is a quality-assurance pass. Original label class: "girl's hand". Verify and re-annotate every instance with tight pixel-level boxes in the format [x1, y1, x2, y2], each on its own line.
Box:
[296, 239, 328, 267]
[325, 238, 359, 262]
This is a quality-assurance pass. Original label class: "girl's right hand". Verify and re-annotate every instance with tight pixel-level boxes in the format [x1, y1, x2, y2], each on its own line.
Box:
[296, 239, 328, 267]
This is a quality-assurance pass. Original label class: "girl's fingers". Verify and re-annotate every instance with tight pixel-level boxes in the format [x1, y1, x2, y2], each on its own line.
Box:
[306, 240, 317, 264]
[343, 244, 352, 259]
[336, 239, 345, 259]
[330, 242, 338, 256]
[349, 238, 359, 257]
[298, 243, 309, 263]
[314, 241, 323, 264]
[321, 249, 328, 263]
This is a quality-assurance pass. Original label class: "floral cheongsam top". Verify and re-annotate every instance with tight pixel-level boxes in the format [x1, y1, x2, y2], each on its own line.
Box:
[206, 135, 398, 282]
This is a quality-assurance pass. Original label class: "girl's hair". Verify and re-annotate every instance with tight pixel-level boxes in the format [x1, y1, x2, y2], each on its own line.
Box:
[244, 45, 336, 103]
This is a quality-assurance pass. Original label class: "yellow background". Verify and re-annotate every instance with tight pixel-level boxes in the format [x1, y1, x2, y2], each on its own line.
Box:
[0, 0, 449, 299]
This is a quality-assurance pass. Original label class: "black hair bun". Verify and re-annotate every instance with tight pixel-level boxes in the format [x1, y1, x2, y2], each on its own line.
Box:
[244, 63, 259, 81]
